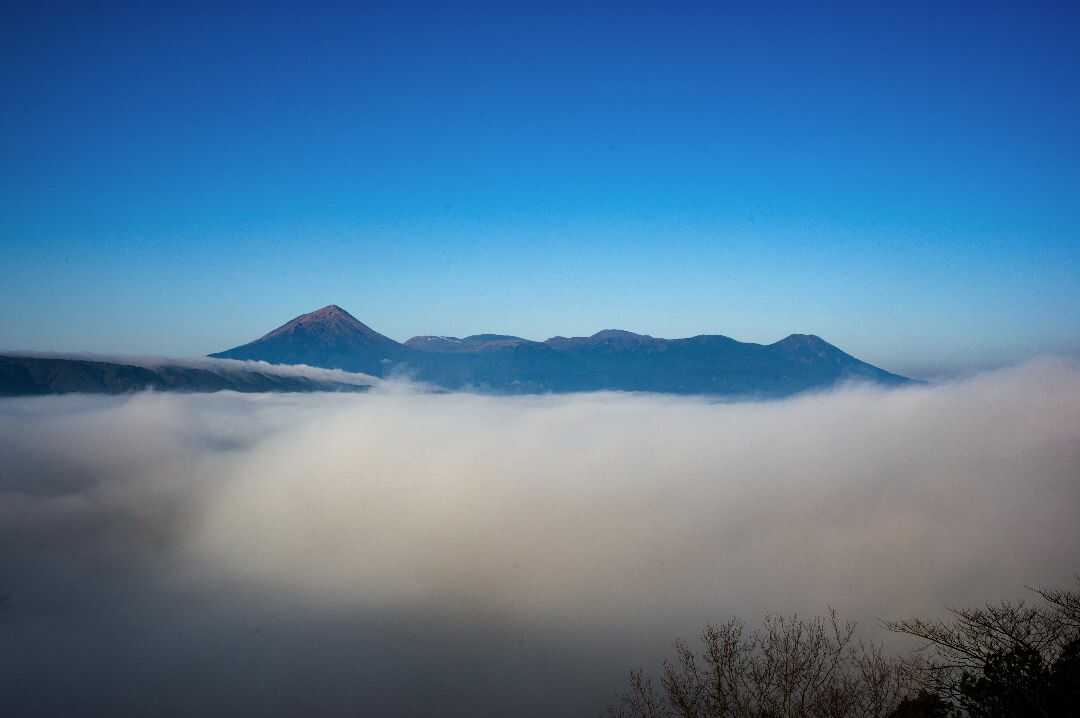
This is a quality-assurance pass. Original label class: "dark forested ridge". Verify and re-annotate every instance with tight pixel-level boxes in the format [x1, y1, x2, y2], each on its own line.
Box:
[0, 355, 369, 396]
[212, 305, 913, 396]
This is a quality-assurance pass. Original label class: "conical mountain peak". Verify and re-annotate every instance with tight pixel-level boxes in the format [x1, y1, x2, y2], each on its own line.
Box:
[210, 305, 405, 374]
[262, 305, 380, 340]
[311, 304, 355, 319]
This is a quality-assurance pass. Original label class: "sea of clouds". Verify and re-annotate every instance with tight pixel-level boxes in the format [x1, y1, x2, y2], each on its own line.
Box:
[2, 359, 1079, 716]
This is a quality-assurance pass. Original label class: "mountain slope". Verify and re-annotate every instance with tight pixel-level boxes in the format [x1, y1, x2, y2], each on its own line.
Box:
[0, 355, 371, 397]
[209, 305, 912, 396]
[210, 305, 407, 375]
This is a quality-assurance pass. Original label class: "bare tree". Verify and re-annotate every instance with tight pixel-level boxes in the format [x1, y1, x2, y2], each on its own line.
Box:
[885, 579, 1080, 716]
[611, 610, 908, 718]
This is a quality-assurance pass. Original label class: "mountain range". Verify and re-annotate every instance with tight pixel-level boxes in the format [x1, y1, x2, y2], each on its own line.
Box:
[210, 305, 912, 396]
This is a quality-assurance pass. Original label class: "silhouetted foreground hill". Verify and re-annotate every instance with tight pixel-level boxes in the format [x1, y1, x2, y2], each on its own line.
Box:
[0, 355, 370, 396]
[212, 305, 913, 396]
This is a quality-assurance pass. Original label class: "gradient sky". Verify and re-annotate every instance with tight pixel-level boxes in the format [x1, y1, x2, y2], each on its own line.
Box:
[3, 2, 1078, 377]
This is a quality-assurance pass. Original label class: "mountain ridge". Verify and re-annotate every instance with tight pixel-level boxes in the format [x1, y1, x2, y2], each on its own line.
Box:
[211, 305, 912, 397]
[0, 354, 371, 397]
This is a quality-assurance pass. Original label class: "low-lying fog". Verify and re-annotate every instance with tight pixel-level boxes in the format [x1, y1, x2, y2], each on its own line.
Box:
[2, 360, 1079, 716]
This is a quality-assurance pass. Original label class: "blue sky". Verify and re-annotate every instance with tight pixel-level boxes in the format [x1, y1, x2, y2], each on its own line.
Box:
[3, 2, 1078, 377]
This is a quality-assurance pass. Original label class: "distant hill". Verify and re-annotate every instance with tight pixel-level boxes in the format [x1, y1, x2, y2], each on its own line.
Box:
[209, 304, 406, 375]
[0, 355, 371, 397]
[211, 305, 912, 397]
[405, 334, 532, 353]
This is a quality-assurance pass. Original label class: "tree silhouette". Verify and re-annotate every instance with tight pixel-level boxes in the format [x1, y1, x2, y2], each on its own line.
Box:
[611, 580, 1080, 717]
[610, 610, 907, 718]
[886, 579, 1080, 717]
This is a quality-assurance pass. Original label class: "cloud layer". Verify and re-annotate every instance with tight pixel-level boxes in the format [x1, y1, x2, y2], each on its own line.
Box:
[2, 360, 1079, 716]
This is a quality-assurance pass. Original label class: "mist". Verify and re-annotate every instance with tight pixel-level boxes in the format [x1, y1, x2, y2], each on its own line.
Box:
[2, 360, 1079, 716]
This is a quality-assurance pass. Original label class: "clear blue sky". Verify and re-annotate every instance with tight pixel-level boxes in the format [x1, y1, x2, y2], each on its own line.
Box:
[3, 2, 1078, 377]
